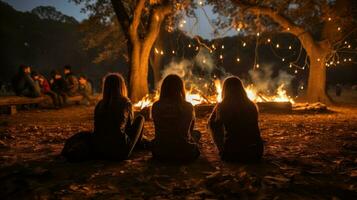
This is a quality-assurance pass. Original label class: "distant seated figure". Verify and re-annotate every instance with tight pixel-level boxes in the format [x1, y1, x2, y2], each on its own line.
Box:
[64, 65, 79, 96]
[92, 73, 144, 160]
[208, 76, 263, 162]
[11, 65, 41, 97]
[32, 71, 61, 108]
[50, 70, 68, 106]
[151, 74, 200, 162]
[78, 75, 93, 105]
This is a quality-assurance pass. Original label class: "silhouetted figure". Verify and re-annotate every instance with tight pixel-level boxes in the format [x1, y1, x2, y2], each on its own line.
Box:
[64, 65, 79, 96]
[335, 83, 342, 97]
[78, 75, 93, 105]
[11, 65, 41, 97]
[208, 76, 263, 162]
[92, 73, 144, 160]
[50, 70, 68, 106]
[32, 71, 61, 108]
[151, 74, 200, 162]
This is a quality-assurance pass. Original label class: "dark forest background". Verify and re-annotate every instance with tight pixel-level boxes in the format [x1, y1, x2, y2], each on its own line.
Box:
[0, 1, 355, 92]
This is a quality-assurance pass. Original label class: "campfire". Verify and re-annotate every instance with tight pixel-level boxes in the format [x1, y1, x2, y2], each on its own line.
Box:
[133, 78, 294, 112]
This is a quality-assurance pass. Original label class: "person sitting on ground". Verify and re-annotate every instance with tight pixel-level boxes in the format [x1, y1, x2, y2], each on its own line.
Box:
[50, 70, 68, 106]
[78, 75, 93, 106]
[151, 74, 201, 162]
[92, 73, 145, 160]
[32, 71, 61, 108]
[63, 65, 79, 96]
[11, 65, 41, 98]
[208, 76, 263, 162]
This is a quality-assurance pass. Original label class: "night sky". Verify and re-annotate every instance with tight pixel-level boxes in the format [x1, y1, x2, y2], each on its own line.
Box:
[3, 0, 237, 39]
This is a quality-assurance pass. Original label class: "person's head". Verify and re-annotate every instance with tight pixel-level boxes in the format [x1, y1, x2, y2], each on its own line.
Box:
[102, 73, 127, 106]
[221, 76, 250, 104]
[31, 71, 39, 80]
[79, 75, 87, 85]
[64, 65, 72, 75]
[51, 70, 62, 80]
[19, 65, 31, 75]
[159, 74, 185, 103]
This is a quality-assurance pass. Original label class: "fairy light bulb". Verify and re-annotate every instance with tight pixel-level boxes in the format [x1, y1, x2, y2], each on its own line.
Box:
[256, 32, 260, 37]
[155, 48, 159, 54]
[317, 58, 321, 62]
[160, 50, 164, 55]
[282, 58, 285, 62]
[294, 70, 298, 74]
[219, 54, 223, 59]
[236, 58, 240, 62]
[188, 44, 191, 48]
[243, 42, 246, 47]
[221, 45, 224, 49]
[289, 64, 292, 68]
[267, 38, 271, 43]
[172, 50, 175, 54]
[337, 27, 341, 31]
[328, 17, 332, 21]
[288, 45, 292, 50]
[237, 28, 241, 32]
[276, 44, 280, 48]
[256, 64, 260, 68]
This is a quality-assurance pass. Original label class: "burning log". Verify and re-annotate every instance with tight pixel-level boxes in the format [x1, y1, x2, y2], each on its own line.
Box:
[256, 102, 292, 113]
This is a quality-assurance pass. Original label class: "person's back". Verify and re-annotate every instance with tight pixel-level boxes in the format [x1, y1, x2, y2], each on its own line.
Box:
[92, 73, 144, 160]
[209, 76, 263, 162]
[93, 97, 132, 159]
[12, 65, 41, 97]
[151, 74, 200, 162]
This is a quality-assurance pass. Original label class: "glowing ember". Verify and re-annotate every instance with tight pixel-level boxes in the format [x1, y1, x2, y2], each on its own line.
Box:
[133, 80, 294, 109]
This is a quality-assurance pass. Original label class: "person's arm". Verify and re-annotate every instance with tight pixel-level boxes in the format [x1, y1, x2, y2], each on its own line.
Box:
[208, 106, 225, 152]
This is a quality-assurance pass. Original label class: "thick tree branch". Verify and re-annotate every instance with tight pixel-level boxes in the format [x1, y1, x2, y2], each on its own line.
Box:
[110, 0, 130, 38]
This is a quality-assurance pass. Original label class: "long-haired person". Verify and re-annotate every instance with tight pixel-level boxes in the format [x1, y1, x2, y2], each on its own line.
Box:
[208, 76, 263, 162]
[92, 73, 145, 160]
[151, 74, 200, 162]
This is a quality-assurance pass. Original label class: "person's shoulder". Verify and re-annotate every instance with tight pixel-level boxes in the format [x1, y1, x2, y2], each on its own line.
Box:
[183, 100, 194, 111]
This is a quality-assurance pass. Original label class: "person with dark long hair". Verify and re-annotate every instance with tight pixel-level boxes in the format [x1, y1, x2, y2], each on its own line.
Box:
[151, 74, 200, 162]
[92, 73, 145, 160]
[208, 76, 263, 162]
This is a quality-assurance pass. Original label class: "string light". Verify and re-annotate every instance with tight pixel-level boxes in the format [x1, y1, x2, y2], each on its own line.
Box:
[286, 27, 290, 31]
[203, 59, 206, 64]
[348, 45, 351, 48]
[337, 27, 341, 31]
[344, 58, 347, 62]
[276, 44, 280, 48]
[267, 38, 271, 43]
[256, 64, 260, 68]
[221, 45, 224, 49]
[198, 1, 203, 5]
[243, 42, 246, 47]
[328, 17, 332, 21]
[236, 58, 240, 62]
[337, 61, 340, 64]
[237, 28, 241, 32]
[349, 58, 352, 61]
[289, 64, 292, 68]
[288, 45, 292, 50]
[282, 58, 285, 62]
[154, 48, 159, 54]
[160, 50, 164, 55]
[195, 46, 199, 51]
[211, 44, 215, 49]
[256, 32, 260, 37]
[219, 54, 223, 59]
[294, 70, 298, 74]
[317, 58, 321, 62]
[172, 50, 175, 54]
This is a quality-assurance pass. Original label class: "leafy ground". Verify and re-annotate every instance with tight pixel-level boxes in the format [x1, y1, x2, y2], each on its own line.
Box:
[0, 100, 357, 199]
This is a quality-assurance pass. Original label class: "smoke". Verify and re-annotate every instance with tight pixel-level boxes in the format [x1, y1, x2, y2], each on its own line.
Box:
[194, 48, 215, 73]
[161, 59, 193, 79]
[248, 64, 293, 93]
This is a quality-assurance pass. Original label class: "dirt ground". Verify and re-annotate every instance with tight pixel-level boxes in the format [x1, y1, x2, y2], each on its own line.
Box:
[0, 102, 357, 199]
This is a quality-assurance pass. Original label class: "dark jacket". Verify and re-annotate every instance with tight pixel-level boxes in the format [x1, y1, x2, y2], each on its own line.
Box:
[65, 73, 79, 95]
[92, 97, 133, 159]
[12, 73, 41, 97]
[151, 99, 200, 161]
[51, 78, 68, 93]
[208, 101, 263, 161]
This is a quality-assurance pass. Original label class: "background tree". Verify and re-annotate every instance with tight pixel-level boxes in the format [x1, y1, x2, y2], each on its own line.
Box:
[207, 0, 357, 103]
[73, 0, 192, 101]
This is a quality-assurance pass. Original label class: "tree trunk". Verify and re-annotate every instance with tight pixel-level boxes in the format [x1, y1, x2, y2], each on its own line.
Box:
[305, 48, 331, 104]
